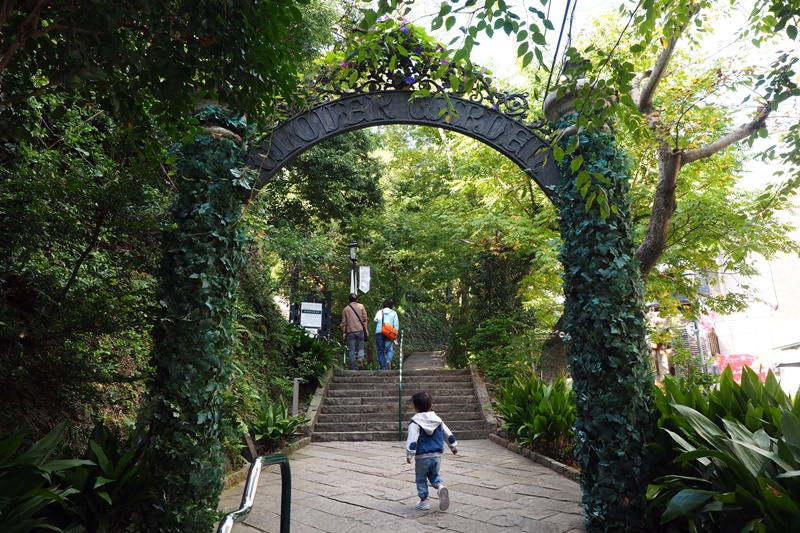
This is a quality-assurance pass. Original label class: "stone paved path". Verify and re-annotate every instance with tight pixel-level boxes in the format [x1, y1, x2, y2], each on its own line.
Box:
[219, 439, 586, 533]
[402, 351, 446, 371]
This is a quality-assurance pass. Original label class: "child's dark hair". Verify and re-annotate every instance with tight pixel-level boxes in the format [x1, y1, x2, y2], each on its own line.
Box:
[412, 391, 432, 412]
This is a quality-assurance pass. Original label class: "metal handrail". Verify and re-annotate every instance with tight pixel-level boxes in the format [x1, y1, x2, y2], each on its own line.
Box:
[216, 454, 291, 533]
[398, 330, 404, 441]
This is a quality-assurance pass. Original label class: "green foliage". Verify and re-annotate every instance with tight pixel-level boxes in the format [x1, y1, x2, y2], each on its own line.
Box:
[0, 0, 319, 138]
[467, 314, 539, 383]
[648, 367, 800, 532]
[0, 93, 167, 440]
[495, 374, 576, 464]
[137, 107, 250, 531]
[667, 335, 719, 390]
[264, 131, 384, 231]
[401, 299, 449, 356]
[557, 125, 656, 531]
[0, 421, 149, 533]
[49, 424, 151, 532]
[0, 422, 92, 533]
[285, 326, 337, 387]
[249, 399, 307, 452]
[326, 15, 494, 106]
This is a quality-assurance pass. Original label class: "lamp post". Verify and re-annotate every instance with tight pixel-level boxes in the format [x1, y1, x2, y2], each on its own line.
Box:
[348, 241, 358, 294]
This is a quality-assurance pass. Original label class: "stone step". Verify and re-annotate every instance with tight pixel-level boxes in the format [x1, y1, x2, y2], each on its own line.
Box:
[314, 419, 486, 433]
[317, 410, 483, 422]
[323, 394, 479, 406]
[327, 388, 474, 398]
[331, 373, 472, 384]
[334, 369, 470, 377]
[330, 379, 473, 388]
[311, 429, 488, 442]
[320, 402, 482, 415]
[328, 383, 475, 397]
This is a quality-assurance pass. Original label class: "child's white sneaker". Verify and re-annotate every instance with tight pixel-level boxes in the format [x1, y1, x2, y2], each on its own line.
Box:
[415, 499, 430, 510]
[437, 486, 450, 511]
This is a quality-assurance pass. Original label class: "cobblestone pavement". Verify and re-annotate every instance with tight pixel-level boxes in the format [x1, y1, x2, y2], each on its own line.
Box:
[219, 439, 586, 533]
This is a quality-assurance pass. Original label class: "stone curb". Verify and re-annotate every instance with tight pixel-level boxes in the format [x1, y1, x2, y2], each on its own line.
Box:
[487, 433, 580, 482]
[302, 366, 335, 436]
[222, 366, 336, 490]
[469, 363, 498, 434]
[222, 436, 311, 490]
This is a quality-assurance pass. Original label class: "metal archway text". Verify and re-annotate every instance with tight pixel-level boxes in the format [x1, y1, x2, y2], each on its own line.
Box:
[246, 91, 559, 199]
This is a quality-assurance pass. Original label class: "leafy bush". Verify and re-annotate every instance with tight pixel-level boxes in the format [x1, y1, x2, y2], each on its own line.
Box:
[467, 315, 539, 383]
[0, 421, 150, 533]
[52, 423, 151, 532]
[0, 422, 92, 533]
[494, 374, 576, 464]
[647, 366, 800, 531]
[286, 326, 336, 387]
[249, 397, 307, 453]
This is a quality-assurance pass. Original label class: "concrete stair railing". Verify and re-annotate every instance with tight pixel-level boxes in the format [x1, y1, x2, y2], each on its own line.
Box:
[312, 368, 488, 442]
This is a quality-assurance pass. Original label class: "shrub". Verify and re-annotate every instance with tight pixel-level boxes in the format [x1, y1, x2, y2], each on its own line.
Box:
[468, 314, 539, 383]
[494, 373, 576, 464]
[647, 366, 800, 531]
[0, 422, 92, 533]
[0, 422, 150, 533]
[285, 326, 336, 387]
[249, 397, 307, 453]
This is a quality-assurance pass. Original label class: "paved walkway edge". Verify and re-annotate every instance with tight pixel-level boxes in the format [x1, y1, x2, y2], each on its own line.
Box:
[222, 368, 334, 490]
[487, 433, 580, 482]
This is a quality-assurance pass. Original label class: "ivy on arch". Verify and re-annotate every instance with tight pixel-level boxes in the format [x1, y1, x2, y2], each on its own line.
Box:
[139, 17, 655, 532]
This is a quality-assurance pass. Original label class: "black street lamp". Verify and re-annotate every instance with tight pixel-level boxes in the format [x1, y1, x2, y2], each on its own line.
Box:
[348, 241, 358, 293]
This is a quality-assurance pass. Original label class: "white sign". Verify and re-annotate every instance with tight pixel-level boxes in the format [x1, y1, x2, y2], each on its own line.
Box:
[359, 266, 371, 293]
[299, 302, 323, 329]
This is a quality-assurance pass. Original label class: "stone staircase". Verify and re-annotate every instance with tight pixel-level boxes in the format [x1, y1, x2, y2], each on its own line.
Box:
[312, 368, 488, 442]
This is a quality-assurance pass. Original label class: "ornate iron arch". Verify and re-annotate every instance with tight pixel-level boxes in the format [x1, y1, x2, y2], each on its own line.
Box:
[246, 90, 559, 200]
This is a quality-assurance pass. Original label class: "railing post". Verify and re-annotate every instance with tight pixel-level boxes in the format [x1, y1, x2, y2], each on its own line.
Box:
[292, 377, 302, 416]
[398, 331, 404, 441]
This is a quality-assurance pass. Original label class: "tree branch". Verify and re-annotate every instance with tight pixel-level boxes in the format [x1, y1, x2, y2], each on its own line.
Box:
[636, 143, 681, 277]
[636, 4, 702, 114]
[682, 105, 770, 164]
[0, 0, 51, 74]
[55, 209, 110, 303]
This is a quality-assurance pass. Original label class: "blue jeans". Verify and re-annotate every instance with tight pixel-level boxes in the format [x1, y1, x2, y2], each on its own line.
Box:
[347, 331, 365, 369]
[376, 333, 393, 370]
[414, 456, 443, 500]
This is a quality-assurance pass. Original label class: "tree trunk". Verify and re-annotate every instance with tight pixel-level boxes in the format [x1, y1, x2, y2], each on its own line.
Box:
[535, 315, 570, 382]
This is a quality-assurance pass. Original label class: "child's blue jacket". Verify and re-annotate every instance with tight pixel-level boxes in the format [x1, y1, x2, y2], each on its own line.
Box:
[406, 411, 458, 460]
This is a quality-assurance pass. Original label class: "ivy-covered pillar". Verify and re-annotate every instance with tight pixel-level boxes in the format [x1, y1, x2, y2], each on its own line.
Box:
[138, 107, 250, 531]
[556, 127, 656, 531]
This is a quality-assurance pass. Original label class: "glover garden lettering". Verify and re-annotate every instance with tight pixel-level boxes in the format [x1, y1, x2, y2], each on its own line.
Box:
[247, 91, 560, 197]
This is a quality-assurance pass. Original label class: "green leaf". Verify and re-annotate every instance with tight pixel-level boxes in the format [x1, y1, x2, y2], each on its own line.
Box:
[661, 489, 716, 523]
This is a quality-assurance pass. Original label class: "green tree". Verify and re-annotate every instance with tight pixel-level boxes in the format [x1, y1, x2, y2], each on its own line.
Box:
[0, 95, 170, 439]
[0, 0, 316, 136]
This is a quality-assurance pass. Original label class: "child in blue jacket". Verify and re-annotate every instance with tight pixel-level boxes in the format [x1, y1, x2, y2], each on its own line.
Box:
[405, 391, 458, 511]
